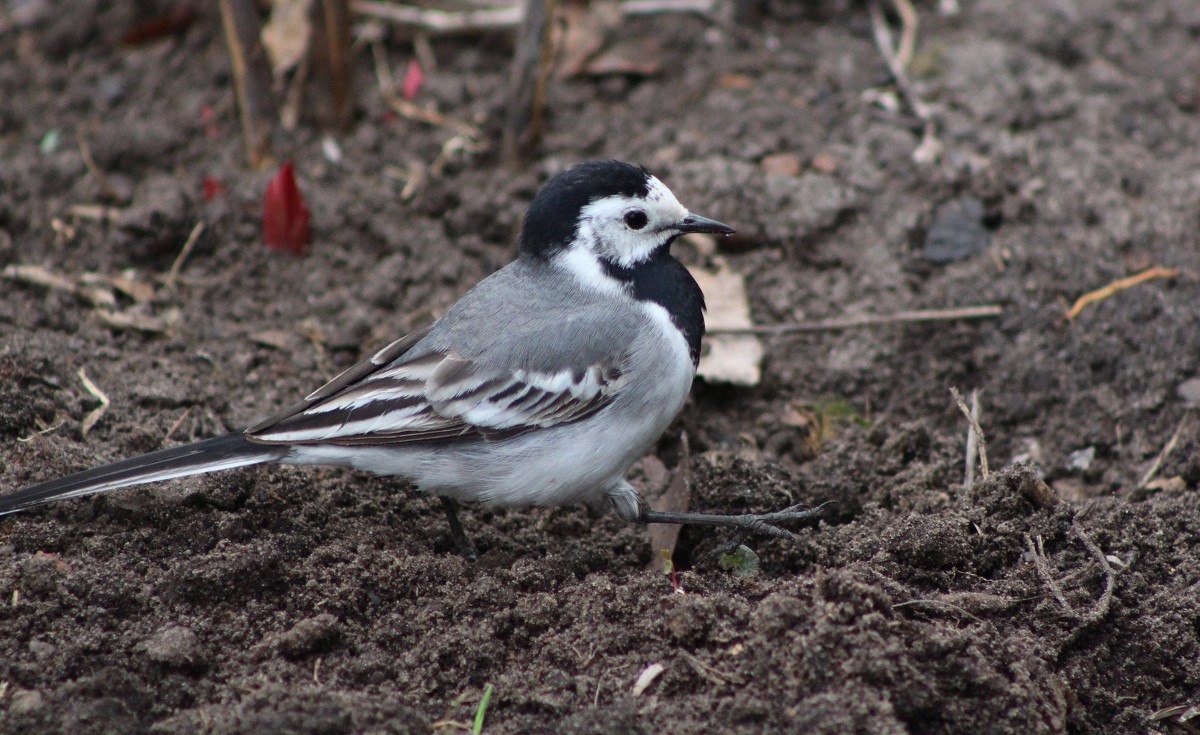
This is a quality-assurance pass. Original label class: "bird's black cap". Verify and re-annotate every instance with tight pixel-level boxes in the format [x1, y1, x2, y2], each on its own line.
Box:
[519, 160, 652, 259]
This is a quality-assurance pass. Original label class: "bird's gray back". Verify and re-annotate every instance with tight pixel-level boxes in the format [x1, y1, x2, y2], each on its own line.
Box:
[409, 259, 643, 373]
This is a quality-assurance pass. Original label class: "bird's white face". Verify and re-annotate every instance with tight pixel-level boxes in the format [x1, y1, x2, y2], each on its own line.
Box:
[574, 175, 690, 270]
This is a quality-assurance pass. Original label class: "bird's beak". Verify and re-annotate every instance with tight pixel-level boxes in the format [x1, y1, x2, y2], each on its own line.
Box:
[676, 214, 735, 235]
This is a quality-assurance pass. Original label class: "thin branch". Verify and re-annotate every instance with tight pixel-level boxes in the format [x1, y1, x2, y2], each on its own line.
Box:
[218, 0, 276, 169]
[76, 132, 120, 201]
[868, 0, 930, 120]
[1026, 534, 1071, 612]
[707, 305, 1002, 336]
[352, 0, 520, 33]
[1065, 266, 1180, 321]
[78, 368, 111, 438]
[963, 389, 981, 487]
[1139, 410, 1194, 488]
[1070, 518, 1119, 628]
[164, 221, 207, 291]
[352, 0, 725, 34]
[868, 0, 939, 162]
[951, 387, 989, 480]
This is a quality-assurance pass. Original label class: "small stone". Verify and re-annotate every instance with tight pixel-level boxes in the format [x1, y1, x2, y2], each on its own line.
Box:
[923, 197, 989, 263]
[1068, 446, 1096, 471]
[1177, 377, 1200, 406]
[10, 689, 45, 715]
[138, 625, 206, 669]
[810, 153, 840, 173]
[761, 153, 801, 177]
[271, 613, 342, 658]
[28, 639, 56, 660]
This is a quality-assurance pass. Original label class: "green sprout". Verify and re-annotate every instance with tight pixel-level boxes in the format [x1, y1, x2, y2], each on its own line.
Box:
[472, 683, 494, 735]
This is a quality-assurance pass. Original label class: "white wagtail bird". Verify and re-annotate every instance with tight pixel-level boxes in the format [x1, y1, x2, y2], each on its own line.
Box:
[1, 160, 824, 554]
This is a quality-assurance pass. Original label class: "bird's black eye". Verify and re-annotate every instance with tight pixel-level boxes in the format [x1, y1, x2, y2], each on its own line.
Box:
[624, 210, 648, 230]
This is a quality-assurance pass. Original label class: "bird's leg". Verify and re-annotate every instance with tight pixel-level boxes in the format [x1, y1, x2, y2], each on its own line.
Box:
[607, 481, 831, 540]
[439, 496, 479, 561]
[637, 502, 832, 539]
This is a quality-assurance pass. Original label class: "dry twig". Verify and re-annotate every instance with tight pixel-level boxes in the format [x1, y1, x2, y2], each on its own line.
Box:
[352, 0, 521, 34]
[707, 304, 1002, 336]
[961, 389, 982, 486]
[867, 0, 939, 162]
[503, 0, 557, 163]
[1139, 411, 1194, 489]
[679, 650, 742, 686]
[1069, 518, 1119, 629]
[352, 0, 722, 34]
[164, 222, 207, 291]
[78, 368, 111, 437]
[218, 0, 276, 168]
[76, 132, 120, 201]
[1065, 266, 1180, 321]
[4, 264, 116, 309]
[311, 0, 355, 129]
[950, 386, 988, 480]
[1026, 534, 1071, 612]
[161, 407, 193, 447]
[67, 204, 125, 221]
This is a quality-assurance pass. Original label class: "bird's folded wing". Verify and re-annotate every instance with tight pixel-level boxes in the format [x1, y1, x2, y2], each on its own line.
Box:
[247, 347, 626, 446]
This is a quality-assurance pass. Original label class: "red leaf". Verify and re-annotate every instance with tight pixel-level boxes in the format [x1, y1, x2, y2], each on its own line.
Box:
[201, 176, 224, 202]
[121, 5, 197, 46]
[262, 161, 311, 255]
[402, 60, 424, 101]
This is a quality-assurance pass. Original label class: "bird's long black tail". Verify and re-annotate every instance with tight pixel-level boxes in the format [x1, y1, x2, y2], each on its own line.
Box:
[0, 433, 286, 516]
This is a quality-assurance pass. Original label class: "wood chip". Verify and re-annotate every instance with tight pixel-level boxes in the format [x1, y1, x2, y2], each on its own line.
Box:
[647, 432, 690, 566]
[250, 330, 295, 351]
[761, 153, 801, 177]
[810, 153, 840, 173]
[262, 0, 312, 75]
[631, 662, 664, 697]
[5, 263, 117, 309]
[689, 266, 763, 386]
[94, 307, 180, 334]
[78, 368, 111, 437]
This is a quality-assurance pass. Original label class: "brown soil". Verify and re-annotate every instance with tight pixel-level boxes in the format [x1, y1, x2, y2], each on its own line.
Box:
[2, 2, 1200, 734]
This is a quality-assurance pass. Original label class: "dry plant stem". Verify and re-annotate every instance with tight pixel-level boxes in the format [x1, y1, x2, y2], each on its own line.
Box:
[868, 0, 930, 119]
[1139, 410, 1194, 488]
[892, 598, 983, 624]
[164, 222, 207, 291]
[312, 0, 354, 129]
[646, 430, 691, 563]
[76, 133, 119, 201]
[218, 0, 276, 169]
[504, 0, 556, 164]
[950, 387, 989, 480]
[963, 389, 981, 487]
[161, 407, 192, 447]
[372, 37, 478, 139]
[351, 0, 721, 34]
[67, 204, 124, 221]
[352, 0, 520, 34]
[78, 368, 111, 438]
[707, 305, 1002, 335]
[1065, 266, 1180, 320]
[1070, 518, 1119, 628]
[868, 0, 938, 159]
[1026, 534, 1071, 612]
